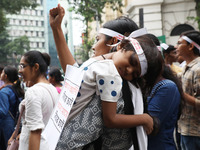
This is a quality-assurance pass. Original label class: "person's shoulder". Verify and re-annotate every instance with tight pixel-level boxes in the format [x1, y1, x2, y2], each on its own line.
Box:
[0, 85, 13, 94]
[34, 83, 57, 91]
[189, 58, 200, 74]
[26, 83, 49, 93]
[83, 59, 116, 71]
[26, 83, 58, 98]
[158, 79, 177, 89]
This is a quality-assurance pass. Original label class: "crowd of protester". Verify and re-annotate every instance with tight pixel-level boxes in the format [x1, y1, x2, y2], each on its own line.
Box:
[0, 4, 200, 150]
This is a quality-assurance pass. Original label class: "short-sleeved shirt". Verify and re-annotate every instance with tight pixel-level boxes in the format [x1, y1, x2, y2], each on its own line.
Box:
[66, 58, 122, 122]
[178, 57, 200, 137]
[19, 83, 58, 150]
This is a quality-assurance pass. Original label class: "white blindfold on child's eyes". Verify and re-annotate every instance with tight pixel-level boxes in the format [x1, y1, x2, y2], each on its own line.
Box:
[99, 28, 148, 76]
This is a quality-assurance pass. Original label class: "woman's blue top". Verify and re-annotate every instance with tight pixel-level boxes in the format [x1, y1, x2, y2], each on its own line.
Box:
[0, 86, 18, 144]
[147, 79, 181, 150]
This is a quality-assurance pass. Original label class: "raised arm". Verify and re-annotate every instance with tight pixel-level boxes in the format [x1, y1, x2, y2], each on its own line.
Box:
[49, 4, 76, 72]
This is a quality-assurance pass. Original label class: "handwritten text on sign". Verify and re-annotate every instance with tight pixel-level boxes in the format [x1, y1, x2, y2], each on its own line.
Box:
[42, 65, 84, 150]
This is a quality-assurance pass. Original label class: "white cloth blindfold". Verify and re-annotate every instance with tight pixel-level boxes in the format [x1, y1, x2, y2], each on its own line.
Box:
[99, 28, 148, 77]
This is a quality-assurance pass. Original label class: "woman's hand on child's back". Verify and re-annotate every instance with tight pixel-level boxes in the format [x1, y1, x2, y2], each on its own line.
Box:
[142, 113, 154, 135]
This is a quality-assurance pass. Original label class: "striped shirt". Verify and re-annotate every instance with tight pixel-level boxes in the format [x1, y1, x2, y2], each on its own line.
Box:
[178, 57, 200, 136]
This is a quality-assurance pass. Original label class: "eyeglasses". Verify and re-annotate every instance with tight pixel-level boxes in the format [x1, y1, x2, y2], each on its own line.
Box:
[18, 64, 29, 70]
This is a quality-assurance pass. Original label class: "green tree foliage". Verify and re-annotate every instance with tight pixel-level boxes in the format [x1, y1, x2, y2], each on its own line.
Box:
[68, 0, 123, 36]
[188, 0, 200, 30]
[0, 31, 10, 65]
[195, 0, 200, 30]
[0, 0, 37, 33]
[68, 0, 123, 61]
[5, 36, 30, 56]
[0, 31, 30, 65]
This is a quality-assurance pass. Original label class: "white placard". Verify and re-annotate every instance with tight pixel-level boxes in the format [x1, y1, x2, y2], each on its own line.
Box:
[42, 65, 84, 150]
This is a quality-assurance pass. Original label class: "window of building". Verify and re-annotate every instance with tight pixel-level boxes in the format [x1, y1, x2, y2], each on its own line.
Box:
[9, 19, 12, 24]
[38, 21, 41, 26]
[39, 31, 42, 37]
[33, 31, 36, 37]
[21, 20, 25, 26]
[24, 10, 27, 15]
[41, 21, 44, 26]
[170, 24, 195, 36]
[15, 20, 19, 25]
[42, 31, 44, 37]
[32, 20, 35, 26]
[34, 42, 37, 48]
[30, 20, 32, 26]
[39, 42, 42, 48]
[27, 10, 30, 15]
[37, 42, 39, 48]
[32, 10, 36, 15]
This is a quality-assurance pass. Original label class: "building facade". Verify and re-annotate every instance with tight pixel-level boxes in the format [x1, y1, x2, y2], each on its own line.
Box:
[6, 0, 48, 53]
[125, 0, 198, 45]
[6, 0, 74, 67]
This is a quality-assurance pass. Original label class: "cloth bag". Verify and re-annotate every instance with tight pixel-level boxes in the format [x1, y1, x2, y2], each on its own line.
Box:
[6, 139, 19, 150]
[7, 106, 25, 150]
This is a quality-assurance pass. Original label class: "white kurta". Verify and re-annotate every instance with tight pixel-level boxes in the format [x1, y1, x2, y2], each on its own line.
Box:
[19, 83, 58, 150]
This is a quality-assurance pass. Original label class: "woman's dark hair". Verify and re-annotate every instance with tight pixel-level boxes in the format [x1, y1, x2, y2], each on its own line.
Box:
[4, 66, 24, 98]
[138, 36, 164, 91]
[49, 67, 64, 82]
[0, 65, 4, 72]
[117, 36, 163, 100]
[23, 50, 51, 76]
[181, 30, 200, 56]
[103, 16, 139, 43]
[162, 45, 176, 54]
[163, 65, 184, 116]
[146, 33, 160, 46]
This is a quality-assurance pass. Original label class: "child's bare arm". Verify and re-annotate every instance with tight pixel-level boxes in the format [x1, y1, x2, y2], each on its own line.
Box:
[101, 101, 153, 134]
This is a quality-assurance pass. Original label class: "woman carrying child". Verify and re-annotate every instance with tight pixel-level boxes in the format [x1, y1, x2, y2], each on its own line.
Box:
[49, 5, 165, 150]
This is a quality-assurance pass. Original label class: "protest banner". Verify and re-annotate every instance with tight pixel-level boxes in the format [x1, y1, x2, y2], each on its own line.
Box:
[42, 65, 84, 150]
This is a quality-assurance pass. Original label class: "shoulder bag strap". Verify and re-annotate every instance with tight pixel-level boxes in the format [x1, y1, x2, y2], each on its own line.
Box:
[8, 111, 15, 120]
[12, 105, 25, 139]
[6, 85, 19, 121]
